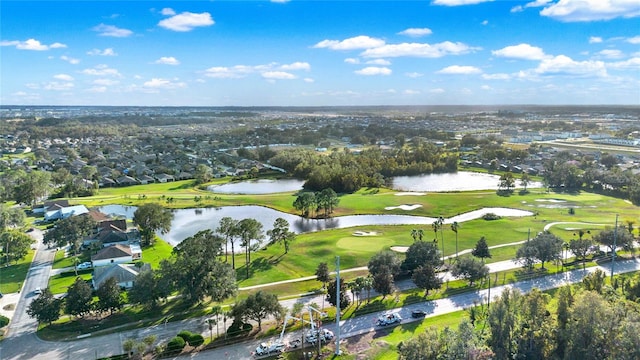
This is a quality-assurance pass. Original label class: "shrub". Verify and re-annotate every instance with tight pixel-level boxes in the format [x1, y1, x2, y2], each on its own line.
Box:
[177, 330, 194, 342]
[166, 336, 186, 354]
[482, 213, 501, 221]
[187, 333, 204, 347]
[227, 320, 252, 337]
[0, 315, 9, 328]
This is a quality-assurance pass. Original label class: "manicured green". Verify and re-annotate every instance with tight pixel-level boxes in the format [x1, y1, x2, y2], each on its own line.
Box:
[48, 271, 92, 295]
[141, 238, 173, 269]
[0, 249, 35, 293]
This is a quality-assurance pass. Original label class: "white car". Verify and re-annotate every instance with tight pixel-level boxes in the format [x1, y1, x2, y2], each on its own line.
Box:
[77, 262, 93, 270]
[34, 287, 42, 295]
[376, 312, 402, 326]
[254, 342, 285, 356]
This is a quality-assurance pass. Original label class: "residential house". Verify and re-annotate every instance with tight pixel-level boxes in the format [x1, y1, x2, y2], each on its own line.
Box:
[44, 204, 89, 221]
[91, 244, 134, 267]
[92, 263, 151, 290]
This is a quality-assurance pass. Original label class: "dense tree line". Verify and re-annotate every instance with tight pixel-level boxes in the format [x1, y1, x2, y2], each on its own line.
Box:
[399, 273, 640, 360]
[270, 143, 457, 193]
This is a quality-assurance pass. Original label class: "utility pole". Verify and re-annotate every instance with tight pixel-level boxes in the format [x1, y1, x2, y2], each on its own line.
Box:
[335, 256, 341, 356]
[611, 214, 618, 282]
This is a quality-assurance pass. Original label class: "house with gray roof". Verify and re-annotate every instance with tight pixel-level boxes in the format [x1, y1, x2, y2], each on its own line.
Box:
[92, 263, 151, 290]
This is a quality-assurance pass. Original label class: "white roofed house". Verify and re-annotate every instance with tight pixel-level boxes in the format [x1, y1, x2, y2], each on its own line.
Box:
[92, 263, 151, 290]
[44, 204, 89, 221]
[91, 244, 134, 268]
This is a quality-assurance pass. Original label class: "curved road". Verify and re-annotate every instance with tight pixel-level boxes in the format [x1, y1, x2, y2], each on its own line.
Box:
[0, 222, 635, 360]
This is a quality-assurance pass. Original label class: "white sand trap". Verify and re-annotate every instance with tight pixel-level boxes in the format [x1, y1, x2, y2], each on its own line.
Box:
[352, 231, 379, 236]
[385, 204, 423, 211]
[390, 246, 409, 253]
[395, 192, 426, 196]
[535, 199, 566, 203]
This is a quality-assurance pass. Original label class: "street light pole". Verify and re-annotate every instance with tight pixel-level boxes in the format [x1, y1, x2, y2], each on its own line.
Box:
[334, 256, 341, 356]
[611, 214, 618, 282]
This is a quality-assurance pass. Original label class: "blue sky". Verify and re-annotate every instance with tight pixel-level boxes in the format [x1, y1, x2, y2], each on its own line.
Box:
[1, 0, 639, 106]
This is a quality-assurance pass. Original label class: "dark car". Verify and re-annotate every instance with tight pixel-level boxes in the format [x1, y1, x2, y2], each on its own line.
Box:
[411, 309, 426, 318]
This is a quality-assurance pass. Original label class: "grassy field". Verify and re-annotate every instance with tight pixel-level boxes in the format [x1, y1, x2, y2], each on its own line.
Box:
[48, 271, 93, 294]
[0, 250, 35, 294]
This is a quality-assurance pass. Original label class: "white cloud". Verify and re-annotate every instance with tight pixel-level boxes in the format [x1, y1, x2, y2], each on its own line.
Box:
[397, 28, 432, 37]
[366, 59, 391, 65]
[0, 39, 67, 51]
[93, 79, 119, 86]
[143, 78, 186, 89]
[81, 64, 122, 77]
[53, 74, 74, 81]
[155, 56, 181, 65]
[540, 0, 640, 22]
[436, 65, 482, 74]
[403, 89, 421, 95]
[361, 41, 478, 58]
[303, 78, 314, 83]
[87, 86, 107, 93]
[607, 57, 640, 70]
[535, 55, 607, 77]
[344, 58, 360, 64]
[158, 12, 214, 32]
[204, 62, 311, 79]
[589, 36, 603, 43]
[512, 0, 552, 12]
[482, 73, 511, 80]
[60, 55, 80, 64]
[627, 36, 640, 44]
[313, 36, 385, 50]
[492, 43, 548, 60]
[262, 71, 297, 80]
[87, 48, 117, 56]
[597, 49, 624, 59]
[433, 0, 493, 6]
[92, 24, 133, 37]
[481, 85, 492, 90]
[405, 72, 424, 78]
[481, 20, 489, 25]
[280, 62, 311, 71]
[429, 88, 445, 93]
[43, 81, 74, 91]
[271, 0, 290, 3]
[354, 67, 392, 75]
[161, 8, 176, 16]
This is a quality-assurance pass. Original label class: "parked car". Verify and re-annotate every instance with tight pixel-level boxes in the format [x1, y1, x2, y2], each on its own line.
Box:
[77, 262, 93, 270]
[34, 287, 42, 295]
[411, 309, 427, 318]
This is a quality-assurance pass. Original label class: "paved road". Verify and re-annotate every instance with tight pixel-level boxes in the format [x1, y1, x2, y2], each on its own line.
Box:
[2, 253, 638, 360]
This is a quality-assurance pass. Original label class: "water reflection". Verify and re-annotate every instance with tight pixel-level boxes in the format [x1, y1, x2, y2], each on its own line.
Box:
[99, 205, 532, 247]
[392, 171, 543, 192]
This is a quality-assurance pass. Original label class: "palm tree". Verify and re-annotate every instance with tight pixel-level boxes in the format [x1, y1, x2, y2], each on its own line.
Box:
[451, 221, 459, 263]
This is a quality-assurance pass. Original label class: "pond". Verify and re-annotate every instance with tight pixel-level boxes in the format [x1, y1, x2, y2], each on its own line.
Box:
[207, 179, 305, 194]
[99, 205, 533, 247]
[391, 171, 543, 192]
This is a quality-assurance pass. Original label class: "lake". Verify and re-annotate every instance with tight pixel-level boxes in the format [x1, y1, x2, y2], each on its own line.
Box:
[207, 179, 305, 194]
[391, 171, 543, 192]
[204, 171, 543, 195]
[99, 204, 533, 246]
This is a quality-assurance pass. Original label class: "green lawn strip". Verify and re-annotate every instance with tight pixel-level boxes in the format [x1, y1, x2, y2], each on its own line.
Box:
[51, 250, 90, 269]
[48, 271, 93, 295]
[38, 298, 212, 341]
[141, 238, 173, 269]
[0, 249, 35, 293]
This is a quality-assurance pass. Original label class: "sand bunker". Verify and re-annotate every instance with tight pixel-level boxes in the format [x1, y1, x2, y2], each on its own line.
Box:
[385, 204, 423, 211]
[395, 192, 426, 196]
[535, 199, 567, 203]
[352, 231, 379, 236]
[390, 246, 409, 253]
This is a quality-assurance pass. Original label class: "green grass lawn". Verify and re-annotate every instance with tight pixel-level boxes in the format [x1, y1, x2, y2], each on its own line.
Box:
[48, 270, 93, 294]
[0, 250, 35, 293]
[141, 238, 173, 269]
